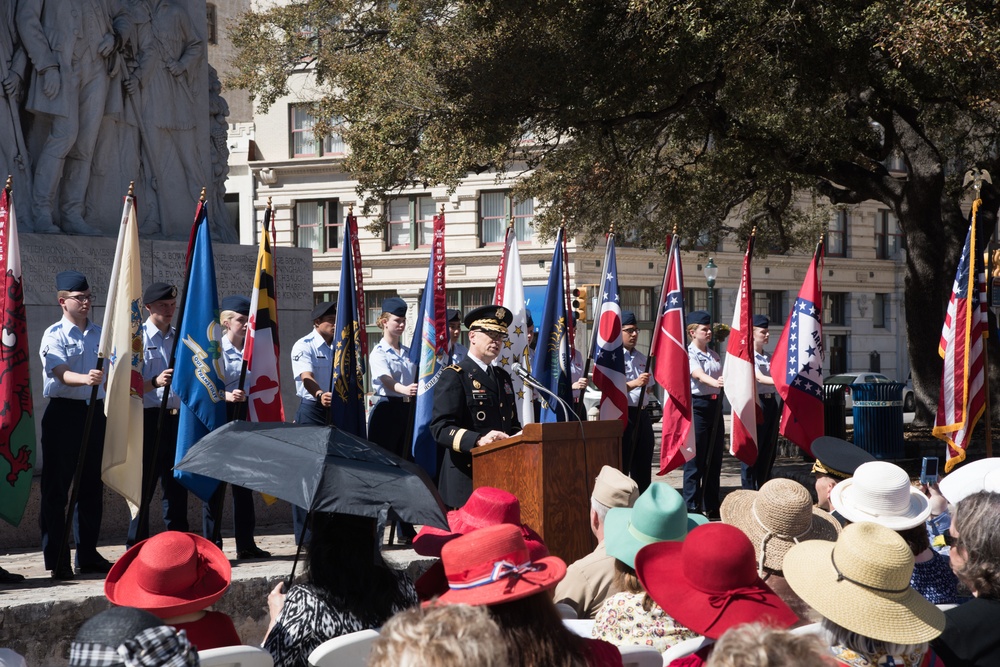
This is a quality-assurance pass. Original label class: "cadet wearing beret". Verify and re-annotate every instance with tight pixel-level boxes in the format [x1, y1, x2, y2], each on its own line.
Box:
[430, 305, 522, 507]
[39, 271, 110, 579]
[446, 309, 468, 365]
[201, 296, 270, 559]
[684, 310, 725, 518]
[127, 282, 188, 547]
[741, 314, 781, 490]
[368, 297, 417, 459]
[621, 311, 656, 493]
[288, 300, 338, 541]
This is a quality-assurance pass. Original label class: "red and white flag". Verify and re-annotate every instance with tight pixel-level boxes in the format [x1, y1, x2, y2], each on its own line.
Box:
[723, 234, 758, 466]
[771, 242, 825, 456]
[245, 208, 285, 422]
[934, 199, 988, 472]
[652, 235, 695, 474]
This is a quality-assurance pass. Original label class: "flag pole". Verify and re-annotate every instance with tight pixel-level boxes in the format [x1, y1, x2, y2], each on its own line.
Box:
[577, 227, 615, 417]
[971, 175, 994, 458]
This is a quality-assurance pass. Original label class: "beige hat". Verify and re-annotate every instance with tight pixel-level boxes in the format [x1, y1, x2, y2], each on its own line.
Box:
[592, 466, 639, 508]
[721, 478, 841, 575]
[783, 522, 945, 645]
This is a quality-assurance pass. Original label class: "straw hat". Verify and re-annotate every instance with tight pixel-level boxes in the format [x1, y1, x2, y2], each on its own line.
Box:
[783, 522, 945, 645]
[939, 458, 1000, 504]
[830, 461, 931, 530]
[431, 524, 567, 607]
[721, 478, 841, 575]
[604, 483, 708, 568]
[636, 523, 798, 640]
[413, 487, 546, 558]
[104, 532, 231, 618]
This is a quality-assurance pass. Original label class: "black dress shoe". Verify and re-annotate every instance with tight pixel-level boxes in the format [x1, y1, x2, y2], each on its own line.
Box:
[236, 545, 271, 560]
[51, 565, 75, 580]
[0, 567, 25, 584]
[77, 557, 114, 574]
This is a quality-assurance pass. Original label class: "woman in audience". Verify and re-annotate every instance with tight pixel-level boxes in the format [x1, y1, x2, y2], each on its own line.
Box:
[932, 491, 1000, 666]
[831, 461, 960, 604]
[370, 604, 510, 667]
[263, 512, 417, 667]
[592, 483, 708, 652]
[104, 531, 240, 650]
[69, 607, 199, 667]
[784, 522, 946, 666]
[431, 523, 623, 667]
[707, 623, 834, 667]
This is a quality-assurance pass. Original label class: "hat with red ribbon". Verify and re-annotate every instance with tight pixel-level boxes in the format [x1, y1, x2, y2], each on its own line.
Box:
[428, 524, 567, 607]
[636, 523, 798, 639]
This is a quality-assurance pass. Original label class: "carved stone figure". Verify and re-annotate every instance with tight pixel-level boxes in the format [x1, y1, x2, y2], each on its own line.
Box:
[0, 1, 33, 219]
[208, 65, 233, 238]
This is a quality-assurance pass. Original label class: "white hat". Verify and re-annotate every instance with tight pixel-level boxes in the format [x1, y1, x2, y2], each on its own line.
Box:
[830, 461, 930, 530]
[939, 458, 1000, 504]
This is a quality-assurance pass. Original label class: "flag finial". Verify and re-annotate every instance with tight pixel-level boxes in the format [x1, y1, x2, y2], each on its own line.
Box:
[127, 181, 135, 197]
[750, 224, 757, 238]
[964, 169, 993, 200]
[609, 223, 616, 235]
[348, 204, 354, 215]
[440, 203, 445, 214]
[266, 196, 272, 210]
[199, 187, 206, 202]
[671, 224, 678, 235]
[4, 175, 10, 193]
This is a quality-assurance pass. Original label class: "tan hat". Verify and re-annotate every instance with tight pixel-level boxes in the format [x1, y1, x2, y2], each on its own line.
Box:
[721, 478, 841, 575]
[783, 522, 945, 645]
[592, 466, 639, 509]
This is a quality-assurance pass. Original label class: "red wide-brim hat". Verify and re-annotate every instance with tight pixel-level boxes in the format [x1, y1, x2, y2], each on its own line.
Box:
[105, 532, 231, 619]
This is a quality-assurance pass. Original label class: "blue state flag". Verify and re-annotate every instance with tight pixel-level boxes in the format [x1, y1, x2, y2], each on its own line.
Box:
[173, 204, 227, 501]
[410, 253, 447, 476]
[331, 224, 367, 437]
[531, 228, 574, 421]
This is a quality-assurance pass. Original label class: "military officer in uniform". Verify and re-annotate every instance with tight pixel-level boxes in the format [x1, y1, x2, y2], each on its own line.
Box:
[431, 305, 521, 508]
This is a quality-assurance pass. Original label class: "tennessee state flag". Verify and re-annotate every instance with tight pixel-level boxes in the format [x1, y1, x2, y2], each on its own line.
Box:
[99, 191, 146, 516]
[245, 206, 285, 423]
[722, 233, 758, 466]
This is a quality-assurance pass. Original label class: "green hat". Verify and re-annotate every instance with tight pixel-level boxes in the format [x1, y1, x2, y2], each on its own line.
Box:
[604, 483, 708, 568]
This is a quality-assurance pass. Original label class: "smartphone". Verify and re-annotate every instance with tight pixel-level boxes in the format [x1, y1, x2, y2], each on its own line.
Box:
[920, 456, 939, 485]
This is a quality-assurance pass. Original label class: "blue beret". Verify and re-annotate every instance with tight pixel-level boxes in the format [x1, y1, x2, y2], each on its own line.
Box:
[447, 308, 462, 323]
[621, 311, 637, 327]
[382, 297, 407, 317]
[753, 314, 770, 329]
[220, 295, 251, 315]
[525, 309, 533, 327]
[311, 301, 336, 320]
[686, 310, 711, 326]
[143, 282, 177, 304]
[56, 270, 89, 292]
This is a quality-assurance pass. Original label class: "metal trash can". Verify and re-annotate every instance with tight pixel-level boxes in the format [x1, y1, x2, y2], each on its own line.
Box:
[851, 382, 904, 459]
[823, 383, 848, 441]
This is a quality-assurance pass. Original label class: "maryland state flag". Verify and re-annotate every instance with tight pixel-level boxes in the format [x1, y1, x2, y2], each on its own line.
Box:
[173, 202, 227, 501]
[0, 185, 35, 526]
[244, 207, 285, 423]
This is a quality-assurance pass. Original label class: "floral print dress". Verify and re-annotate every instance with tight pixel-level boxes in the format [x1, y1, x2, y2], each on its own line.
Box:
[592, 591, 698, 653]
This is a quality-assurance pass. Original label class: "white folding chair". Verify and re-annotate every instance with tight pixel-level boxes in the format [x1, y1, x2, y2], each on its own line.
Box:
[563, 618, 595, 638]
[307, 629, 380, 667]
[660, 636, 713, 664]
[197, 645, 274, 667]
[790, 622, 825, 636]
[617, 645, 662, 667]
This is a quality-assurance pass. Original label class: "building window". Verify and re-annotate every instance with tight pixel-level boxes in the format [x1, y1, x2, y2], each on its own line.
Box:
[290, 105, 345, 157]
[828, 334, 848, 374]
[295, 200, 341, 253]
[479, 191, 534, 244]
[752, 290, 784, 328]
[684, 288, 720, 324]
[873, 293, 888, 328]
[387, 195, 436, 249]
[823, 292, 847, 326]
[875, 210, 904, 259]
[826, 210, 848, 258]
[620, 287, 653, 322]
[206, 4, 217, 44]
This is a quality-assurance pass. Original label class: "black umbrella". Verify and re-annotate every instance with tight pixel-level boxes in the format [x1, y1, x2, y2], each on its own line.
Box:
[175, 421, 449, 531]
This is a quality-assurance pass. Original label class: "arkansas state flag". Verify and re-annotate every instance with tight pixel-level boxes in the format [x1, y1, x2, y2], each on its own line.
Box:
[722, 234, 758, 465]
[771, 242, 825, 456]
[652, 234, 695, 474]
[0, 186, 36, 527]
[592, 235, 629, 426]
[99, 192, 145, 516]
[245, 207, 285, 423]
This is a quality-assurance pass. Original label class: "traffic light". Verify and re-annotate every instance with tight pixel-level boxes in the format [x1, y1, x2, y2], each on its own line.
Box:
[572, 286, 588, 323]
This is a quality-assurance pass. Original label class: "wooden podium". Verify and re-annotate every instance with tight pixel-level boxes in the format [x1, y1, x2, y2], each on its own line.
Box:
[471, 420, 622, 564]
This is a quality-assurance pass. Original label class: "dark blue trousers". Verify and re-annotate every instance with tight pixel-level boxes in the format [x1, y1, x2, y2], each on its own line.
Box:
[623, 406, 655, 494]
[126, 410, 188, 546]
[40, 398, 107, 570]
[741, 394, 781, 490]
[682, 395, 724, 513]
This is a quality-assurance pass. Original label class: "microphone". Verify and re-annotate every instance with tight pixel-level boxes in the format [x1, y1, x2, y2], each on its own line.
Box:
[511, 362, 544, 389]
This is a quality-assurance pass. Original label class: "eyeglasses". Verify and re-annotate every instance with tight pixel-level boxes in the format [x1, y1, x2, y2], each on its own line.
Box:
[476, 331, 508, 342]
[65, 294, 95, 303]
[622, 328, 639, 335]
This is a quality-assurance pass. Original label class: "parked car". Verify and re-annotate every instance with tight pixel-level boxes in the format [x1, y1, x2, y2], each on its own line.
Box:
[582, 386, 664, 423]
[823, 372, 915, 414]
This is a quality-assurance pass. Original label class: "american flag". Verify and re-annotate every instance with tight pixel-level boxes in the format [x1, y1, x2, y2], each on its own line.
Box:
[652, 234, 695, 474]
[771, 242, 824, 456]
[934, 200, 988, 473]
[592, 234, 629, 425]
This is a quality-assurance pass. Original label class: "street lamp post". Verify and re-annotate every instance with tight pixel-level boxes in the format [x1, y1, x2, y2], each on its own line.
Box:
[704, 257, 718, 350]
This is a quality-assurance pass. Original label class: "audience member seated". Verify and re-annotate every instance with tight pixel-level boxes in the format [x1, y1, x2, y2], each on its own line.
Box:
[706, 623, 833, 667]
[592, 483, 708, 653]
[263, 512, 417, 667]
[831, 461, 960, 605]
[784, 522, 946, 666]
[808, 437, 876, 519]
[555, 466, 640, 619]
[637, 523, 798, 666]
[721, 477, 840, 623]
[69, 606, 199, 667]
[932, 491, 1000, 666]
[104, 532, 240, 650]
[370, 603, 510, 667]
[430, 523, 623, 667]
